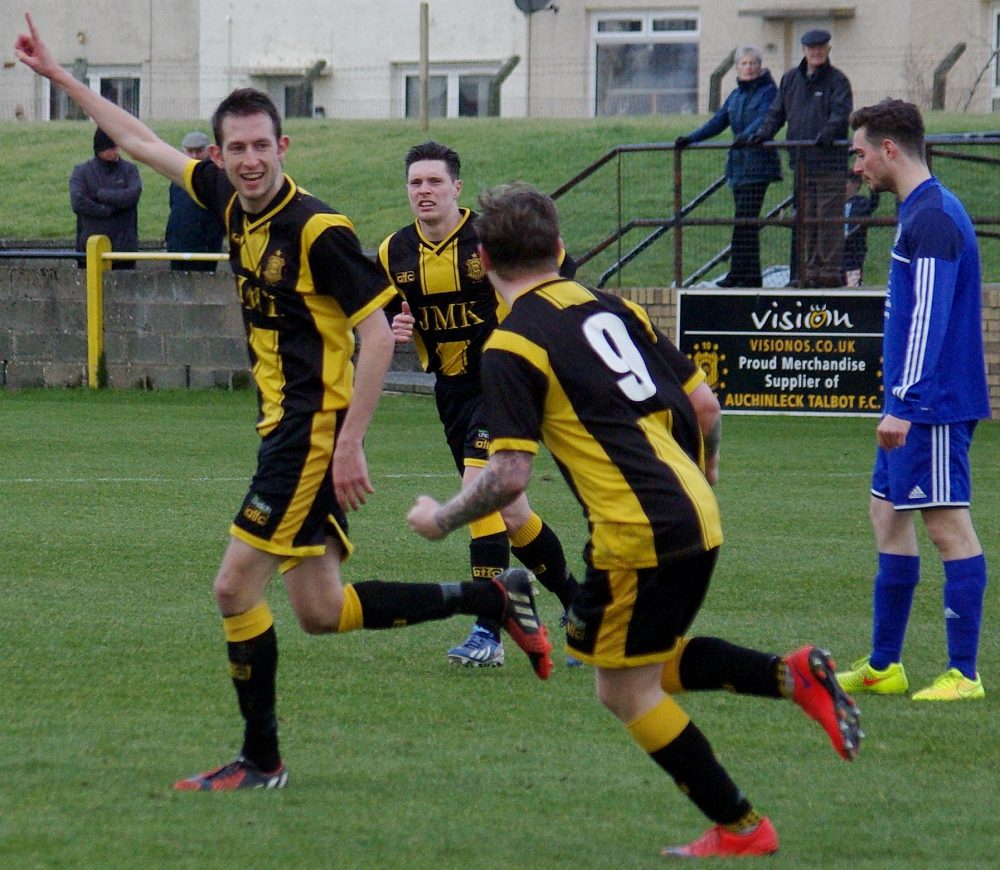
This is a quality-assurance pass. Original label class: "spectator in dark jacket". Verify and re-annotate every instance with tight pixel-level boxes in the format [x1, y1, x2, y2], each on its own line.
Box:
[165, 130, 225, 272]
[70, 127, 142, 269]
[676, 46, 781, 287]
[842, 172, 879, 287]
[751, 29, 853, 287]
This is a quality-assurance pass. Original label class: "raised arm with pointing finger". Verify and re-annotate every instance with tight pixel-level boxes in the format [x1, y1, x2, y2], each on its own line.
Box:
[11, 11, 563, 793]
[16, 13, 188, 185]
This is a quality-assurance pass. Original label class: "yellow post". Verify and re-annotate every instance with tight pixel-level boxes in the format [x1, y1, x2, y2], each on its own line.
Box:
[85, 234, 112, 388]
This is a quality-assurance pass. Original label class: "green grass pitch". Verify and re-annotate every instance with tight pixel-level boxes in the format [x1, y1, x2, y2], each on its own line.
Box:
[1, 388, 997, 868]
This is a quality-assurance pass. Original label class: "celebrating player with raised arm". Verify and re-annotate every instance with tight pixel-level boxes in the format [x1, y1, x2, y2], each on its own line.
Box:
[16, 13, 552, 792]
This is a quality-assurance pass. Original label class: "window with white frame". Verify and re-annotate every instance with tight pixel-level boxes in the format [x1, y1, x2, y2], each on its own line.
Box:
[88, 67, 140, 116]
[591, 11, 699, 117]
[47, 65, 141, 119]
[46, 76, 84, 121]
[993, 3, 1000, 111]
[252, 77, 317, 118]
[399, 64, 498, 118]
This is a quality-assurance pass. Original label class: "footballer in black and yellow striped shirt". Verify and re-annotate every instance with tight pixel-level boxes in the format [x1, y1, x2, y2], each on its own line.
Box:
[185, 128, 395, 560]
[18, 21, 558, 793]
[407, 182, 851, 854]
[379, 142, 581, 663]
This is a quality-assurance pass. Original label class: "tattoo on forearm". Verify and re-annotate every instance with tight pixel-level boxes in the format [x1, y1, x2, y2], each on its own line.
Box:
[436, 453, 529, 533]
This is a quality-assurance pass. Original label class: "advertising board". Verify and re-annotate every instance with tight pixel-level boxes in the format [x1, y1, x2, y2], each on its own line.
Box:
[677, 289, 884, 415]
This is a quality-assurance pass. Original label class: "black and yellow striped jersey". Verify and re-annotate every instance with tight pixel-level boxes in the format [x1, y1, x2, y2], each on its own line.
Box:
[377, 208, 495, 381]
[482, 279, 723, 570]
[377, 208, 575, 382]
[186, 160, 394, 434]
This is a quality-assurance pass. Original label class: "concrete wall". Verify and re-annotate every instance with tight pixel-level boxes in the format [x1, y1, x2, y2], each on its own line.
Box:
[2, 264, 996, 419]
[2, 264, 243, 389]
[0, 262, 421, 390]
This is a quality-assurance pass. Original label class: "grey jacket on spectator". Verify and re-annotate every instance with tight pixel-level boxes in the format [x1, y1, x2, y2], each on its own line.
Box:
[69, 154, 142, 264]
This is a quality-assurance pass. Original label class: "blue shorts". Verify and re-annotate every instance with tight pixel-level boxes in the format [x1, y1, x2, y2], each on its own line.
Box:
[871, 420, 977, 510]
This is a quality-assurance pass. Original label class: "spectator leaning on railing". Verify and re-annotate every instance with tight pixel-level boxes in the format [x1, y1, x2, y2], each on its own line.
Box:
[675, 46, 782, 288]
[749, 29, 853, 288]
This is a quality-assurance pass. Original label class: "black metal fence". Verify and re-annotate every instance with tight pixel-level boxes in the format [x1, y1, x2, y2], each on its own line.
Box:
[554, 135, 1000, 290]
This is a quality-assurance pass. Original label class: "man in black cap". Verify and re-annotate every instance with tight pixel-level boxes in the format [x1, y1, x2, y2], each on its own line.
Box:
[69, 127, 142, 269]
[165, 130, 225, 272]
[749, 29, 853, 287]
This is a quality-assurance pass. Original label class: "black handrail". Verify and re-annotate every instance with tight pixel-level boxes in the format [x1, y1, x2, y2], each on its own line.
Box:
[555, 136, 1000, 288]
[0, 249, 78, 259]
[595, 175, 726, 286]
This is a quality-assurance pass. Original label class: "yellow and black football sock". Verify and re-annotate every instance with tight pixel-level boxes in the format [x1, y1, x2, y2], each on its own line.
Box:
[666, 636, 784, 698]
[469, 514, 508, 637]
[345, 580, 505, 630]
[509, 512, 580, 611]
[724, 808, 764, 835]
[629, 696, 751, 825]
[224, 603, 280, 771]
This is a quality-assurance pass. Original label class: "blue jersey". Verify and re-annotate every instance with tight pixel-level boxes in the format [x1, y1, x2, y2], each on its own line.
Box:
[883, 176, 989, 423]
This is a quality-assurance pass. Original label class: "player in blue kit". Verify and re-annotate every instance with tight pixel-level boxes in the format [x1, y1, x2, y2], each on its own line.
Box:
[837, 99, 990, 701]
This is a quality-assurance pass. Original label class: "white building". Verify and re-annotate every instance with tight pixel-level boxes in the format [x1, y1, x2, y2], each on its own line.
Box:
[3, 1, 1000, 121]
[2, 0, 529, 120]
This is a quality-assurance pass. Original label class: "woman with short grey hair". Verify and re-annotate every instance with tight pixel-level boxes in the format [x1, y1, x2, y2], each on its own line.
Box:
[675, 46, 782, 287]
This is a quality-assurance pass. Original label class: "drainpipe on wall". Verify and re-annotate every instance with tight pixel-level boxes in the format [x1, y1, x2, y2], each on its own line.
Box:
[708, 51, 735, 113]
[488, 55, 520, 117]
[932, 43, 966, 110]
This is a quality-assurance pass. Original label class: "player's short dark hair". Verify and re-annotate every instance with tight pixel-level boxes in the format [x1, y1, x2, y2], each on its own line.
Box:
[404, 141, 461, 179]
[850, 99, 925, 158]
[211, 88, 283, 146]
[474, 182, 560, 279]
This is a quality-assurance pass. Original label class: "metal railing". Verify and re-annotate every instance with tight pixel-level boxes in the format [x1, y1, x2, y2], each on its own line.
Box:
[552, 135, 1000, 289]
[82, 235, 227, 388]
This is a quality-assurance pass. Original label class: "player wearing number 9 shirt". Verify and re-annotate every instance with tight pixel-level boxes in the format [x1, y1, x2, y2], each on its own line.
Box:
[407, 181, 862, 859]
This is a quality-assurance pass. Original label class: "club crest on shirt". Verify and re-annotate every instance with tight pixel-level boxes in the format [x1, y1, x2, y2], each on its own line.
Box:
[263, 250, 286, 284]
[466, 251, 485, 281]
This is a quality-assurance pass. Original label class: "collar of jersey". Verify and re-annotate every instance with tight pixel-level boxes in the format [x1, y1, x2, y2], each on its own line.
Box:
[415, 207, 471, 253]
[899, 175, 938, 211]
[509, 276, 567, 307]
[242, 175, 296, 232]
